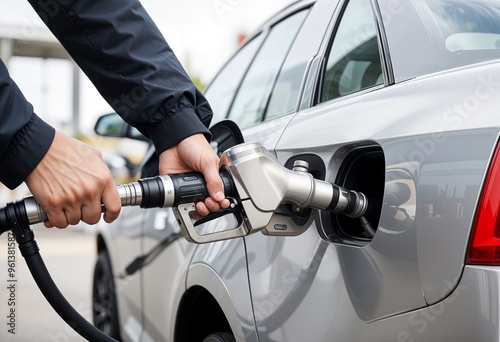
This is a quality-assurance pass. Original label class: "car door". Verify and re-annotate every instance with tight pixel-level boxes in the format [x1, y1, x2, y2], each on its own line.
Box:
[139, 205, 196, 342]
[240, 0, 386, 340]
[106, 205, 145, 341]
[244, 0, 425, 340]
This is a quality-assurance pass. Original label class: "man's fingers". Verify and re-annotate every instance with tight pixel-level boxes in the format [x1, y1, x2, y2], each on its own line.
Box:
[195, 202, 210, 217]
[81, 201, 104, 225]
[158, 133, 231, 215]
[64, 209, 82, 226]
[203, 169, 231, 209]
[44, 193, 118, 228]
[44, 211, 67, 228]
[204, 170, 225, 201]
[101, 184, 121, 223]
[25, 131, 122, 228]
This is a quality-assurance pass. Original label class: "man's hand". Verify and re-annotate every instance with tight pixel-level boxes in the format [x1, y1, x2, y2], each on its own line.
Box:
[25, 131, 121, 228]
[159, 133, 230, 216]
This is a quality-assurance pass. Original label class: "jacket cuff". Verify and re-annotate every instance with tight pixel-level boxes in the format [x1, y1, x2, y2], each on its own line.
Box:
[0, 114, 55, 189]
[146, 107, 211, 154]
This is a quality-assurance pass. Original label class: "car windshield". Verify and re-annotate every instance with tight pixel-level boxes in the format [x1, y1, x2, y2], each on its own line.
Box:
[381, 0, 500, 81]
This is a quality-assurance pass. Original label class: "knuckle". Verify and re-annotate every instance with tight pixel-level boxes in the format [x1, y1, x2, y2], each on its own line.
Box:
[84, 215, 100, 225]
[107, 205, 121, 218]
[49, 217, 67, 229]
[92, 148, 103, 159]
[68, 218, 80, 226]
[45, 195, 63, 209]
[82, 184, 99, 201]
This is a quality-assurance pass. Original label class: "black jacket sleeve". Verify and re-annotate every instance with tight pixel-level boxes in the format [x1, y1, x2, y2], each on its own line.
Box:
[0, 60, 55, 189]
[27, 0, 213, 154]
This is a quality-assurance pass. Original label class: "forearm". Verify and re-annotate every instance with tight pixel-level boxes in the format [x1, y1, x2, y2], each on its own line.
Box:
[28, 0, 212, 153]
[0, 60, 55, 189]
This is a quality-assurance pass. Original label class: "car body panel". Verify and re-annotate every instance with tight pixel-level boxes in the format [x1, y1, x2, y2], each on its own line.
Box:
[189, 241, 259, 342]
[275, 61, 500, 322]
[245, 227, 355, 341]
[93, 0, 500, 340]
[366, 266, 500, 342]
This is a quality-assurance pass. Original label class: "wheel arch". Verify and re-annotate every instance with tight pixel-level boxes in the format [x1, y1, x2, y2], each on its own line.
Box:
[96, 232, 107, 253]
[175, 263, 246, 341]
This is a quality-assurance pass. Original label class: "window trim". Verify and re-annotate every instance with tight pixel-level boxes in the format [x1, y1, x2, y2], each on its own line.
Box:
[370, 0, 395, 85]
[225, 7, 312, 128]
[261, 7, 313, 122]
[204, 33, 267, 125]
[313, 0, 391, 106]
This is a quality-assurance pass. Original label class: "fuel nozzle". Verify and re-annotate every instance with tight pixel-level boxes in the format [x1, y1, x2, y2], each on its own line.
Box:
[218, 142, 375, 239]
[289, 159, 374, 237]
[289, 159, 369, 218]
[0, 142, 376, 244]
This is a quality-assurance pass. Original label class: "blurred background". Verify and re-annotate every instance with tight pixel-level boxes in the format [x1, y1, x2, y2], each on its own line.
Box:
[0, 1, 294, 340]
[0, 0, 294, 198]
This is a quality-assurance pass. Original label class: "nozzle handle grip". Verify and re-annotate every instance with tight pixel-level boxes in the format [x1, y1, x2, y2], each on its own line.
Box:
[169, 170, 235, 207]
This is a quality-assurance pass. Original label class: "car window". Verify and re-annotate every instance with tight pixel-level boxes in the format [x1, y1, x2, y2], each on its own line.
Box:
[204, 34, 264, 125]
[381, 0, 500, 82]
[320, 0, 384, 103]
[227, 9, 309, 129]
[264, 8, 313, 121]
[423, 0, 500, 65]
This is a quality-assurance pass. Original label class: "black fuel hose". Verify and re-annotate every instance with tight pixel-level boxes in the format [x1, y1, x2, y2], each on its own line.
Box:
[20, 240, 117, 341]
[0, 171, 235, 341]
[0, 200, 117, 341]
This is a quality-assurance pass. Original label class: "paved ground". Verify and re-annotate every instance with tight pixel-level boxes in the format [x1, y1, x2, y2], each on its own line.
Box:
[0, 224, 97, 342]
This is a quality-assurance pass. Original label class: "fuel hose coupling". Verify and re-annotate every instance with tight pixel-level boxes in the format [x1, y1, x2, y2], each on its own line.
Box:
[324, 183, 369, 219]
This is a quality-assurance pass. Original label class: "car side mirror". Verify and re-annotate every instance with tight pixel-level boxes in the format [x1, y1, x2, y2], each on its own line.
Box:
[209, 120, 244, 156]
[94, 113, 149, 142]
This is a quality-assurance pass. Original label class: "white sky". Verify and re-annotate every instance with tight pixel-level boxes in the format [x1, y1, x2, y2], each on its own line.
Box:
[0, 0, 295, 134]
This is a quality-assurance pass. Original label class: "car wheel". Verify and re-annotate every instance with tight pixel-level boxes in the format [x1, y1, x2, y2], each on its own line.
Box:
[92, 250, 121, 340]
[202, 331, 236, 342]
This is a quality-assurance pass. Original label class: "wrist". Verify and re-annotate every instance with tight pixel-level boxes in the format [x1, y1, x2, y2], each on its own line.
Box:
[0, 115, 55, 189]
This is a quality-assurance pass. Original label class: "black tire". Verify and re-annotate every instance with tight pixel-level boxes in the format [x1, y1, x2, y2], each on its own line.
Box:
[202, 331, 236, 342]
[92, 250, 121, 340]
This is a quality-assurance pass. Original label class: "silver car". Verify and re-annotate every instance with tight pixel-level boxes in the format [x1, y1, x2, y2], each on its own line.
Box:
[92, 0, 500, 341]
